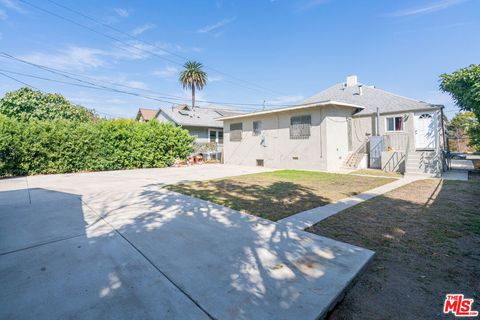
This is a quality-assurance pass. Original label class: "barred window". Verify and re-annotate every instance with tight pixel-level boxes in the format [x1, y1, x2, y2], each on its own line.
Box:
[290, 115, 311, 139]
[253, 121, 262, 136]
[230, 122, 243, 141]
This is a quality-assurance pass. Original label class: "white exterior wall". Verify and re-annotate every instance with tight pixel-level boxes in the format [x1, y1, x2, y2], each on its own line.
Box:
[326, 109, 350, 170]
[352, 109, 443, 152]
[223, 105, 353, 171]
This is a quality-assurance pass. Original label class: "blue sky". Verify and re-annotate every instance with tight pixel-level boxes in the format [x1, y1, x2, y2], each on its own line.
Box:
[0, 0, 479, 119]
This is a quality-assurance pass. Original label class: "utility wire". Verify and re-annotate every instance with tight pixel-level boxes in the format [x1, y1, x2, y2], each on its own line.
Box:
[19, 0, 281, 96]
[0, 71, 122, 118]
[0, 68, 268, 114]
[0, 52, 276, 110]
[0, 71, 41, 90]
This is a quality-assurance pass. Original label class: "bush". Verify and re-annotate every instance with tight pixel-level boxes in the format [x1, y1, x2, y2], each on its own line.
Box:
[0, 87, 95, 122]
[0, 116, 194, 176]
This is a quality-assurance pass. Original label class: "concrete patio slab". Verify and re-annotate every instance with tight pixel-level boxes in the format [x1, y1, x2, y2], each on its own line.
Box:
[15, 164, 275, 196]
[278, 177, 421, 230]
[0, 188, 111, 254]
[87, 188, 374, 320]
[0, 233, 209, 320]
[0, 165, 375, 319]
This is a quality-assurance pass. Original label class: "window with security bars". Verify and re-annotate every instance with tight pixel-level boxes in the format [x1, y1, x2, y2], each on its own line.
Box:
[230, 122, 243, 141]
[290, 115, 311, 139]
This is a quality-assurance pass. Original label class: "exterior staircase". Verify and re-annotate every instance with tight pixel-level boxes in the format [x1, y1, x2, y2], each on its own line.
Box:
[405, 151, 441, 178]
[343, 152, 367, 169]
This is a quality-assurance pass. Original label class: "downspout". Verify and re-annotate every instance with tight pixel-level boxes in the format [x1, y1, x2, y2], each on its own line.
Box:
[375, 107, 380, 136]
[440, 106, 448, 171]
[441, 107, 448, 152]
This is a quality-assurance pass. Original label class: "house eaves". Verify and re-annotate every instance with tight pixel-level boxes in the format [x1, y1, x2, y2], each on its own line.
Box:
[216, 100, 364, 121]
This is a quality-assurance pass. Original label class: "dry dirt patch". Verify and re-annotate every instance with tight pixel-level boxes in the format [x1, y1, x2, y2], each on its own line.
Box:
[307, 179, 480, 320]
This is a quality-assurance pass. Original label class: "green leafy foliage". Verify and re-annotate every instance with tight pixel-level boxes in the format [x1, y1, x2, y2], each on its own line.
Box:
[440, 65, 480, 151]
[440, 64, 480, 118]
[0, 116, 194, 176]
[447, 111, 478, 137]
[0, 87, 95, 122]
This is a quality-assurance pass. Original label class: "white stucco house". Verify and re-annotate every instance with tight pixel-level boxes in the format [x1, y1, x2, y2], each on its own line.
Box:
[219, 76, 446, 177]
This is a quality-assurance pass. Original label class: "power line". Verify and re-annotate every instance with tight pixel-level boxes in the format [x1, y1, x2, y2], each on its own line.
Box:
[0, 51, 275, 110]
[0, 71, 122, 118]
[18, 0, 282, 96]
[0, 67, 267, 114]
[0, 71, 41, 90]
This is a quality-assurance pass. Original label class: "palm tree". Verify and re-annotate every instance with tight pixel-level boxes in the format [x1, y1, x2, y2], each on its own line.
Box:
[179, 61, 207, 109]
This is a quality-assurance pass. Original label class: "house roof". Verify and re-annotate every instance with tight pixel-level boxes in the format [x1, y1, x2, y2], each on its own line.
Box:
[302, 79, 443, 116]
[160, 104, 245, 128]
[217, 100, 363, 121]
[136, 108, 158, 121]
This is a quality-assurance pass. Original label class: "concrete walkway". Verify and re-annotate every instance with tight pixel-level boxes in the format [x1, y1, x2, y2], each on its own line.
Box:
[441, 170, 469, 181]
[0, 165, 374, 320]
[278, 177, 420, 231]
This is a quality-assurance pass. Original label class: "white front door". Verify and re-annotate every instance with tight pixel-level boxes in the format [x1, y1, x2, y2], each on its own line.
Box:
[414, 112, 436, 150]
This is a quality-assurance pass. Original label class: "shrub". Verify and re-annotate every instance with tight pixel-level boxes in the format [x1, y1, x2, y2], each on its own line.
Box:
[0, 116, 194, 176]
[0, 87, 95, 122]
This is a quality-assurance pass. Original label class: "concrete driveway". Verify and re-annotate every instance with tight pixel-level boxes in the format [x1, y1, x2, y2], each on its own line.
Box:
[0, 164, 373, 319]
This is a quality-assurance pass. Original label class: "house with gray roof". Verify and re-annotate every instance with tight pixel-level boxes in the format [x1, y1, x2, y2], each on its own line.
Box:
[219, 75, 446, 177]
[136, 104, 244, 159]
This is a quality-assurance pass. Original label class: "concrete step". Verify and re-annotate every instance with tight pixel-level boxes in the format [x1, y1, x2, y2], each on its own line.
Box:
[404, 172, 431, 178]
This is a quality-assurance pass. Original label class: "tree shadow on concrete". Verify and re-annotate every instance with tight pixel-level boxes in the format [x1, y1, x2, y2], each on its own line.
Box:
[84, 184, 372, 320]
[168, 180, 330, 221]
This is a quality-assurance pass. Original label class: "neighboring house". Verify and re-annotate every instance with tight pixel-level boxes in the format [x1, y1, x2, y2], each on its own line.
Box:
[136, 104, 244, 158]
[219, 76, 446, 177]
[135, 108, 158, 122]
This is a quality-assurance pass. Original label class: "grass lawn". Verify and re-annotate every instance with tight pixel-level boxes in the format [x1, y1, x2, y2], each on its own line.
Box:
[166, 170, 395, 221]
[352, 168, 403, 178]
[307, 179, 480, 320]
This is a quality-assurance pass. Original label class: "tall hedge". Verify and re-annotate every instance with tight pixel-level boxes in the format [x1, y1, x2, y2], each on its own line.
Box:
[0, 116, 194, 176]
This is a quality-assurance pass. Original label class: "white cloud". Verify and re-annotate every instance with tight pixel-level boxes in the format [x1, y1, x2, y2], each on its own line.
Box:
[153, 66, 179, 78]
[0, 0, 26, 14]
[105, 98, 128, 104]
[196, 17, 235, 33]
[268, 95, 304, 105]
[19, 46, 107, 71]
[114, 8, 129, 18]
[388, 0, 469, 17]
[124, 80, 147, 90]
[131, 23, 155, 36]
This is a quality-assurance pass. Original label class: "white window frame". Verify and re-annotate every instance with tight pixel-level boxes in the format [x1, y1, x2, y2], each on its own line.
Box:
[385, 116, 404, 132]
[208, 129, 223, 144]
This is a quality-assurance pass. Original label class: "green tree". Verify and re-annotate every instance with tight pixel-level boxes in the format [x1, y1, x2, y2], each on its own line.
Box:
[179, 61, 207, 109]
[440, 64, 480, 119]
[0, 87, 95, 122]
[447, 111, 478, 137]
[440, 65, 480, 151]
